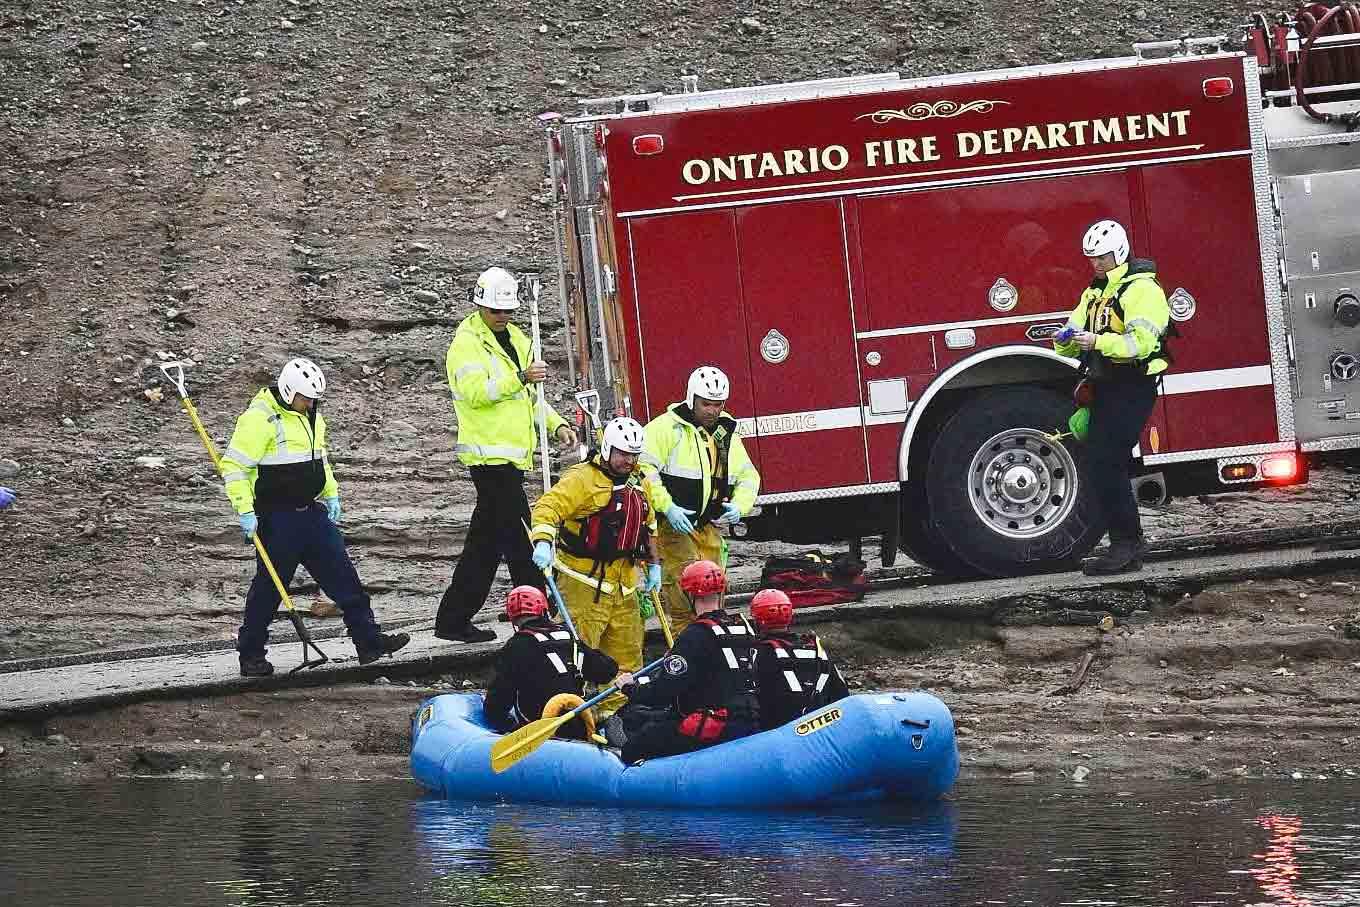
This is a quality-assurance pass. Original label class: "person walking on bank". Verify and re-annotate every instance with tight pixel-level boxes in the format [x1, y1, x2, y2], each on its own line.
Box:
[528, 416, 662, 715]
[220, 358, 409, 677]
[436, 267, 578, 643]
[641, 366, 760, 634]
[1054, 219, 1172, 576]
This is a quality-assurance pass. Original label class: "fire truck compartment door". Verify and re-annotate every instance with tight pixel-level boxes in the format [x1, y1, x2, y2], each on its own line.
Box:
[626, 210, 760, 467]
[734, 198, 870, 493]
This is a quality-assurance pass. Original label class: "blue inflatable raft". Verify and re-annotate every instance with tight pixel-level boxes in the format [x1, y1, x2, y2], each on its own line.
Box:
[410, 692, 959, 809]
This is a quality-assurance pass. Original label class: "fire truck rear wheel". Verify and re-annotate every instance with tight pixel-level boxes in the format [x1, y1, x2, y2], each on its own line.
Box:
[898, 477, 978, 578]
[923, 385, 1103, 576]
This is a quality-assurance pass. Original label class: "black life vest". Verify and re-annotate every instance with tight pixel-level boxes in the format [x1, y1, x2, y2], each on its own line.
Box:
[510, 623, 585, 725]
[703, 419, 735, 525]
[678, 612, 759, 720]
[756, 632, 835, 727]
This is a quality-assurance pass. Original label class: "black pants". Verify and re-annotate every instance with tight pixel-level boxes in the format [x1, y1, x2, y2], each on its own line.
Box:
[436, 464, 544, 633]
[618, 702, 759, 764]
[1087, 375, 1159, 542]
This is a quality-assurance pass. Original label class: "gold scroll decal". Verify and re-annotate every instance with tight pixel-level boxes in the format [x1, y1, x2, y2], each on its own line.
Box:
[855, 99, 1011, 123]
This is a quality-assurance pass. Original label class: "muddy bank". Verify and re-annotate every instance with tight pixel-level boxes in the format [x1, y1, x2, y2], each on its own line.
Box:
[4, 570, 1359, 787]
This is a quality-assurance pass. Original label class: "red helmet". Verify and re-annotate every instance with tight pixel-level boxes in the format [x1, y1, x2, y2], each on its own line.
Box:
[750, 588, 793, 630]
[679, 559, 726, 598]
[506, 585, 549, 622]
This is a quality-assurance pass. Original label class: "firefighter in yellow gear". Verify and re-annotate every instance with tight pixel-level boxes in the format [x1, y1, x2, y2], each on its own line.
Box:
[529, 417, 662, 715]
[436, 266, 577, 644]
[1054, 219, 1171, 577]
[641, 366, 760, 634]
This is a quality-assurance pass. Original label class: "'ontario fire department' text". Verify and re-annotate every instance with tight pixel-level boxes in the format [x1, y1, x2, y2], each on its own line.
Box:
[679, 109, 1193, 186]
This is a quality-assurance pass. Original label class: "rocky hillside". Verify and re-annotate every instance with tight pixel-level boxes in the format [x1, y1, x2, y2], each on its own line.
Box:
[0, 0, 1267, 657]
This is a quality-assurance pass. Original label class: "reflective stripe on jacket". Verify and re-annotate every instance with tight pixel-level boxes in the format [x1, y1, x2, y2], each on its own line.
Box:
[219, 387, 337, 514]
[1053, 258, 1171, 376]
[446, 313, 565, 470]
[640, 403, 760, 526]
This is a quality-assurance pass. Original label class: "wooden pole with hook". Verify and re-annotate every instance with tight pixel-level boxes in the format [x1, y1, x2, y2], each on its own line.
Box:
[159, 361, 329, 674]
[527, 275, 553, 493]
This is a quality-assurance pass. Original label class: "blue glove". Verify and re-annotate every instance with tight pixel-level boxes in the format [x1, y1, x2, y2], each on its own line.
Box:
[664, 503, 696, 535]
[1055, 326, 1076, 343]
[715, 501, 742, 525]
[639, 562, 662, 593]
[532, 540, 554, 571]
[322, 496, 342, 523]
[0, 487, 14, 510]
[239, 512, 258, 542]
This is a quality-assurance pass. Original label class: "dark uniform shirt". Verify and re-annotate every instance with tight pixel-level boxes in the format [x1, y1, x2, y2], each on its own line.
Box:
[753, 631, 850, 730]
[483, 617, 617, 732]
[627, 609, 759, 720]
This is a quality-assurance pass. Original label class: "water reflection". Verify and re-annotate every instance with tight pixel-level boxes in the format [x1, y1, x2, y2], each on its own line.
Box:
[1251, 815, 1311, 907]
[411, 799, 958, 907]
[1, 780, 1358, 906]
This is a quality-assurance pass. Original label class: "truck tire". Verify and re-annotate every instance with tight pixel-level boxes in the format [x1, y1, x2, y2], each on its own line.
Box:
[899, 479, 977, 579]
[923, 385, 1103, 576]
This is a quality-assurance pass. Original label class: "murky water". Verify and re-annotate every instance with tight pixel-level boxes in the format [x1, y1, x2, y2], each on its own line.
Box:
[1, 778, 1357, 906]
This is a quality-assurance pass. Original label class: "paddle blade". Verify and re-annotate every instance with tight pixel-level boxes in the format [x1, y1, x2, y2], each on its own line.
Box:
[489, 714, 570, 773]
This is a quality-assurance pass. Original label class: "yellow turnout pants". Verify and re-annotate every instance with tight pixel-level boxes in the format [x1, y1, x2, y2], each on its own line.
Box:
[554, 553, 643, 716]
[655, 523, 723, 634]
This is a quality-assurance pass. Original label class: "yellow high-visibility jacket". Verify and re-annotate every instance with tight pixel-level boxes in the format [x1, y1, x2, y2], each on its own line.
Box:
[640, 403, 760, 527]
[1054, 259, 1171, 377]
[220, 387, 337, 514]
[446, 312, 565, 470]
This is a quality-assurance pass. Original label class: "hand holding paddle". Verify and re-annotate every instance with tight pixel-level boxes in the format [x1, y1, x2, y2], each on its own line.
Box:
[490, 653, 667, 773]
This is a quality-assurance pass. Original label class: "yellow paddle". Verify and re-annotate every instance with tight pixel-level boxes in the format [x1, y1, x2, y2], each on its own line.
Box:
[490, 653, 668, 773]
[651, 591, 674, 647]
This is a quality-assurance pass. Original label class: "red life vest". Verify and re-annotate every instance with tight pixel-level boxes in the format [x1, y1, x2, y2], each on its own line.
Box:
[558, 463, 650, 563]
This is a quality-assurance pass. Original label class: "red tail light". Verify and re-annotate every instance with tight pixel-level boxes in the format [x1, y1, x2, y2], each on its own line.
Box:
[1260, 454, 1298, 481]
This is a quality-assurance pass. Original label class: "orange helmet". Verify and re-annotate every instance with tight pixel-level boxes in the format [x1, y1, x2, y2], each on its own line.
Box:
[679, 559, 726, 599]
[506, 585, 549, 622]
[750, 588, 793, 631]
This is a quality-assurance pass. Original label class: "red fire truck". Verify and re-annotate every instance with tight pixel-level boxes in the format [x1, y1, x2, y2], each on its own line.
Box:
[541, 8, 1360, 577]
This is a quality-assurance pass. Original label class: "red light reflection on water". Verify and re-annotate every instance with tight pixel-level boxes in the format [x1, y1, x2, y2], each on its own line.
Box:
[1250, 814, 1312, 906]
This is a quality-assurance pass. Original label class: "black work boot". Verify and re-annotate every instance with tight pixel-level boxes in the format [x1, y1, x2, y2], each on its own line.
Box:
[239, 656, 275, 677]
[434, 622, 497, 644]
[1081, 535, 1146, 576]
[357, 631, 411, 665]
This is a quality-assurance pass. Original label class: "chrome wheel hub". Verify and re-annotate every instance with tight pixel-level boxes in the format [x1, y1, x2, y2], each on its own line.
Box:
[967, 428, 1079, 540]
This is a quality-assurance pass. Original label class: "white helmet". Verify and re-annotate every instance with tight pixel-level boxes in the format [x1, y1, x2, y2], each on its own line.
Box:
[473, 266, 520, 311]
[601, 416, 645, 459]
[1081, 219, 1130, 265]
[278, 357, 326, 403]
[686, 366, 730, 408]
